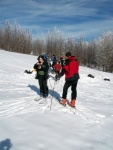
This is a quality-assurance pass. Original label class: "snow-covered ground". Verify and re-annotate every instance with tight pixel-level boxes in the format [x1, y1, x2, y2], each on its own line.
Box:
[0, 49, 113, 150]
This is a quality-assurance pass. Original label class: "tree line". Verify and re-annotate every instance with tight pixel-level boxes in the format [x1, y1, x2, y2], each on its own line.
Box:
[0, 21, 113, 72]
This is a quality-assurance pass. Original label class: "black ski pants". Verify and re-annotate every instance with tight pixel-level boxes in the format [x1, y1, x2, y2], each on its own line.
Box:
[38, 77, 48, 95]
[62, 80, 78, 100]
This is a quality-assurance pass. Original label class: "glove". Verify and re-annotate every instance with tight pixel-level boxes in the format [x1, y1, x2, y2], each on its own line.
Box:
[24, 70, 33, 74]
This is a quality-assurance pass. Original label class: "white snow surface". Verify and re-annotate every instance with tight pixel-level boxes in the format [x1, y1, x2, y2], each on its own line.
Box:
[0, 49, 113, 150]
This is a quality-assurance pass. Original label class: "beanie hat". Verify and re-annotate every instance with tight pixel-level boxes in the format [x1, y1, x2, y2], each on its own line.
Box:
[65, 52, 71, 57]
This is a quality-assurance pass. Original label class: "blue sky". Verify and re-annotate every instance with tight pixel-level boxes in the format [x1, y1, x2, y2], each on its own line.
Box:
[0, 0, 113, 41]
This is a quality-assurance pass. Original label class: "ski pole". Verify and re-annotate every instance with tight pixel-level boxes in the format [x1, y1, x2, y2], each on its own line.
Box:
[48, 77, 52, 89]
[50, 79, 57, 111]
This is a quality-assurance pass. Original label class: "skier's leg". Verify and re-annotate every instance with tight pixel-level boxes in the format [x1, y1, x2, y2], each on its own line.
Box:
[57, 71, 60, 80]
[38, 78, 43, 95]
[69, 80, 78, 107]
[71, 80, 78, 99]
[60, 81, 71, 105]
[55, 71, 58, 81]
[43, 78, 48, 96]
[62, 81, 71, 99]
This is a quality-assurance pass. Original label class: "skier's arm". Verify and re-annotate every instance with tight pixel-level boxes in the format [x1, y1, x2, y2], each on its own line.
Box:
[63, 59, 70, 72]
[63, 65, 69, 72]
[34, 64, 37, 70]
[58, 59, 69, 78]
[40, 62, 49, 71]
[58, 68, 65, 78]
[34, 63, 41, 70]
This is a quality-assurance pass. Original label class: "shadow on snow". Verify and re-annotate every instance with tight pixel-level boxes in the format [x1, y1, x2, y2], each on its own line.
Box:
[0, 139, 12, 150]
[28, 84, 61, 102]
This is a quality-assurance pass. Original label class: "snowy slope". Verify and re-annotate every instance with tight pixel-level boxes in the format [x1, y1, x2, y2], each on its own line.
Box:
[0, 49, 113, 150]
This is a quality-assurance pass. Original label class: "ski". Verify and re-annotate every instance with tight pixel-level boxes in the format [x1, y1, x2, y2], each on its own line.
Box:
[34, 95, 51, 105]
[34, 97, 47, 105]
[34, 97, 43, 101]
[39, 96, 49, 104]
[53, 96, 77, 114]
[39, 99, 47, 104]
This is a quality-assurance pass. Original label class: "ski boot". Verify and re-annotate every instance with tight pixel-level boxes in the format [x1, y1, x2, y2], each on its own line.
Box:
[60, 99, 66, 106]
[69, 99, 76, 108]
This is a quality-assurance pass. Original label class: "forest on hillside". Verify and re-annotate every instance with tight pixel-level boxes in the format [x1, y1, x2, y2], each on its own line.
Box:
[0, 21, 113, 72]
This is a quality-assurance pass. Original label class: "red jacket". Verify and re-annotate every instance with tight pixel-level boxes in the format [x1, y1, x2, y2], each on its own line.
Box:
[54, 63, 62, 71]
[60, 56, 79, 81]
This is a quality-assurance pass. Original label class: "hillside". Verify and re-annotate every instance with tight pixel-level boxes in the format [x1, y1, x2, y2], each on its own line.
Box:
[0, 49, 113, 150]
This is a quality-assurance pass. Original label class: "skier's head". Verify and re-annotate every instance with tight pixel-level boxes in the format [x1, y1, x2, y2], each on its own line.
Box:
[65, 52, 71, 57]
[37, 55, 44, 63]
[56, 60, 59, 64]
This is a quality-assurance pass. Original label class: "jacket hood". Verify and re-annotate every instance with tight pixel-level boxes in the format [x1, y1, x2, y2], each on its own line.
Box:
[67, 56, 76, 60]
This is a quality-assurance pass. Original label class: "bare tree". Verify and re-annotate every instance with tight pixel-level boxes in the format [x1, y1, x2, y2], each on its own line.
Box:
[46, 27, 64, 59]
[0, 21, 33, 54]
[32, 38, 45, 55]
[97, 32, 113, 72]
[1, 21, 113, 73]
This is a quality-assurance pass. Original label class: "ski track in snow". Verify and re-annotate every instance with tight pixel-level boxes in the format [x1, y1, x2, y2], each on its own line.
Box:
[0, 95, 104, 124]
[1, 89, 102, 126]
[49, 96, 105, 124]
[0, 58, 105, 125]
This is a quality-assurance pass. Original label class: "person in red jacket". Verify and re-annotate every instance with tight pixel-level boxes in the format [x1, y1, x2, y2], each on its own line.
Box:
[58, 52, 79, 107]
[53, 60, 62, 81]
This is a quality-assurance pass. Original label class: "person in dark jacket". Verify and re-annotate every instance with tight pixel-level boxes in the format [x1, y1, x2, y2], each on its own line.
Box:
[60, 55, 65, 67]
[34, 55, 49, 97]
[59, 52, 79, 107]
[51, 54, 57, 69]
